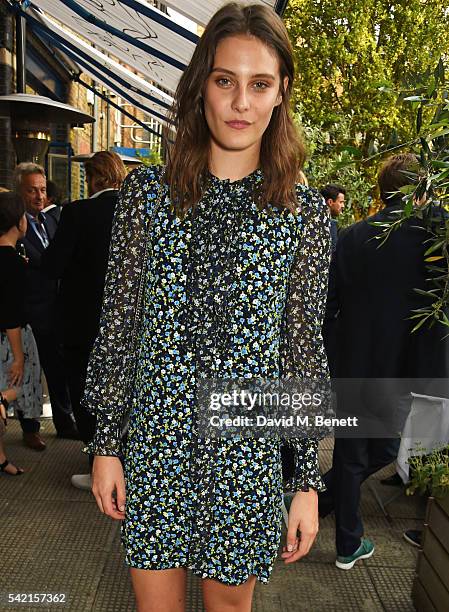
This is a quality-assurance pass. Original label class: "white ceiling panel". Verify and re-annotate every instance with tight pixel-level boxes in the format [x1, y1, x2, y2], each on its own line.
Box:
[163, 1, 280, 27]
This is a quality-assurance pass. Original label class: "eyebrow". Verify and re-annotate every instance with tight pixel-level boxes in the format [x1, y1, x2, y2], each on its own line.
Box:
[210, 67, 276, 80]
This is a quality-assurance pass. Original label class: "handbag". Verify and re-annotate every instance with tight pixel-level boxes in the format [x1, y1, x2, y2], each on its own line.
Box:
[83, 166, 166, 456]
[120, 169, 167, 445]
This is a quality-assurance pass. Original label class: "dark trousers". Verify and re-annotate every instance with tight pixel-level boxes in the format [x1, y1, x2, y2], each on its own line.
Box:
[319, 437, 400, 556]
[19, 326, 74, 434]
[281, 444, 295, 482]
[63, 344, 96, 469]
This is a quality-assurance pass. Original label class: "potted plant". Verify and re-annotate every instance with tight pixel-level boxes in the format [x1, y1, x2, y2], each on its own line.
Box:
[408, 444, 449, 611]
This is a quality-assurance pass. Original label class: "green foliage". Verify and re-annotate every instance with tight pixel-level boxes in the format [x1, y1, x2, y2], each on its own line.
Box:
[407, 444, 449, 499]
[135, 149, 163, 166]
[286, 1, 449, 225]
[285, 0, 449, 154]
[285, 2, 449, 326]
[295, 110, 375, 225]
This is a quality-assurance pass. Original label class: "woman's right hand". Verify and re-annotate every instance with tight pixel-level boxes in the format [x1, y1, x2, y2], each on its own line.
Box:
[8, 358, 24, 387]
[92, 456, 126, 520]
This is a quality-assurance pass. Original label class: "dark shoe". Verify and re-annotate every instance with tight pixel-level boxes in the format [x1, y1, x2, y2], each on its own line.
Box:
[0, 459, 24, 476]
[23, 432, 46, 451]
[403, 529, 422, 548]
[380, 473, 403, 487]
[56, 427, 81, 440]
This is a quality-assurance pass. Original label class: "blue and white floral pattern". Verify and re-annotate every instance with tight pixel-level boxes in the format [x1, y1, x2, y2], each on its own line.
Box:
[85, 165, 330, 585]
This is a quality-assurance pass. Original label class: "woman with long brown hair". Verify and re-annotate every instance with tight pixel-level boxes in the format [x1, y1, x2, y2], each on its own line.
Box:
[84, 3, 330, 610]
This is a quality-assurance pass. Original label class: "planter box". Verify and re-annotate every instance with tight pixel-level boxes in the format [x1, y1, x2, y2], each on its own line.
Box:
[413, 494, 449, 612]
[436, 494, 449, 518]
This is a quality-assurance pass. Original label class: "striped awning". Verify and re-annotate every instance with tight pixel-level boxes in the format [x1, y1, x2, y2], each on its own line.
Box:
[17, 0, 286, 124]
[24, 1, 284, 94]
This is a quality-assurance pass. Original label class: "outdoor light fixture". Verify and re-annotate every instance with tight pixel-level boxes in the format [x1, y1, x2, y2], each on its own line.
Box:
[0, 93, 94, 164]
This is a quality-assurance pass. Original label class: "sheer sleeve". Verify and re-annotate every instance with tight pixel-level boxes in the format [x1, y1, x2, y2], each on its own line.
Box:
[281, 186, 331, 492]
[83, 165, 163, 456]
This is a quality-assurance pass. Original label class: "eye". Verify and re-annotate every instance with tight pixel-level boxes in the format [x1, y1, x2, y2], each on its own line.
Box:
[253, 81, 269, 90]
[216, 77, 232, 87]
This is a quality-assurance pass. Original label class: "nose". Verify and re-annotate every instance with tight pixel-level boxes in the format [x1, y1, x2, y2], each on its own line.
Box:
[232, 84, 250, 113]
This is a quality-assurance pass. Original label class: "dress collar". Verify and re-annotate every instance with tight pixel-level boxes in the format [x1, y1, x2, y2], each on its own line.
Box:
[206, 167, 263, 189]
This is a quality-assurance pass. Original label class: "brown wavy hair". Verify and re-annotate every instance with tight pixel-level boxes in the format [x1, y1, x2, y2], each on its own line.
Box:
[164, 2, 305, 215]
[84, 152, 127, 191]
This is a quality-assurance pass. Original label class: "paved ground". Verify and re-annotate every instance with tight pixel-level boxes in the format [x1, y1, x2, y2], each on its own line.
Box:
[0, 418, 424, 611]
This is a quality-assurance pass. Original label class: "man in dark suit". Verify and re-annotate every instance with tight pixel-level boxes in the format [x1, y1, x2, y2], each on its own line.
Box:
[319, 153, 449, 569]
[42, 180, 63, 224]
[42, 151, 126, 489]
[15, 163, 77, 451]
[320, 184, 346, 254]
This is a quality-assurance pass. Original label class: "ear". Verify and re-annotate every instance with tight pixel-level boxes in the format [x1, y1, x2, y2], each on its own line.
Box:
[275, 76, 289, 106]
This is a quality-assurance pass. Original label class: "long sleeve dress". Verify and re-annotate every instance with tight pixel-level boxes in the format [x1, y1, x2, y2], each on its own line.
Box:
[83, 165, 330, 586]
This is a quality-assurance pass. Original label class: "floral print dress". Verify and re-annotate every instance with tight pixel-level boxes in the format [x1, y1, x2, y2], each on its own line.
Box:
[85, 165, 330, 586]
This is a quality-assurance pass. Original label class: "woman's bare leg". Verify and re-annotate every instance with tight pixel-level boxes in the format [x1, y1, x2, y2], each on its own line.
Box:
[0, 388, 23, 474]
[0, 438, 21, 474]
[129, 567, 187, 612]
[202, 575, 256, 612]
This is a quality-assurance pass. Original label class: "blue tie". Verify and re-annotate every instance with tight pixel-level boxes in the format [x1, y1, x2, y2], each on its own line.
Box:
[33, 215, 49, 248]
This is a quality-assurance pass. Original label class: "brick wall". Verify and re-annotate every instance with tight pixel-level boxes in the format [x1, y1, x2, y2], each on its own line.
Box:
[0, 1, 15, 189]
[67, 79, 126, 199]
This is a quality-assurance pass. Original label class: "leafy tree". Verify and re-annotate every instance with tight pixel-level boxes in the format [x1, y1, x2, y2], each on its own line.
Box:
[285, 0, 449, 156]
[295, 109, 376, 225]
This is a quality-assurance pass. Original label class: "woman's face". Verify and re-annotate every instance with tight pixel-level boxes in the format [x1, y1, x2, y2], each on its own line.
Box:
[203, 34, 287, 156]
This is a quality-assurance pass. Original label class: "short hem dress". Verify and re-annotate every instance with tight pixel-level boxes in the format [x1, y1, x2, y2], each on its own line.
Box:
[84, 165, 330, 586]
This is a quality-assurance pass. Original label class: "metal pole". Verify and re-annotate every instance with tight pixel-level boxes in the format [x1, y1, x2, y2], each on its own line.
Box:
[15, 14, 26, 93]
[75, 76, 166, 140]
[106, 95, 110, 149]
[92, 82, 98, 151]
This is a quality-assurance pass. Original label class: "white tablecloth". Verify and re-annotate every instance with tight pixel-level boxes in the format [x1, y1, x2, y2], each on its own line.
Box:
[397, 393, 449, 483]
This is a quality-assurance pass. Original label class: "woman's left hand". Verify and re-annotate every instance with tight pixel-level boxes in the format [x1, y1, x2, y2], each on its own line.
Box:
[281, 489, 319, 563]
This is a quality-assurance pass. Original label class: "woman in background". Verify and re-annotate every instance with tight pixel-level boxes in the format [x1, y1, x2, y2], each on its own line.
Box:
[0, 192, 42, 476]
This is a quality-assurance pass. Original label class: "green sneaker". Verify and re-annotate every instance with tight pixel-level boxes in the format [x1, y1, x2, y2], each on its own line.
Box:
[335, 538, 374, 570]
